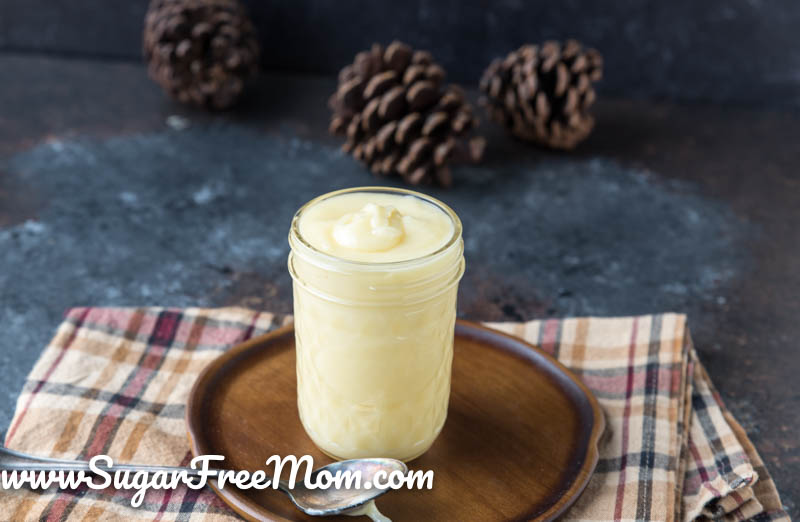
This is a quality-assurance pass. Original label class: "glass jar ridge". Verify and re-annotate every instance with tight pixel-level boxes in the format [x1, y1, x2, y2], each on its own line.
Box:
[288, 187, 465, 307]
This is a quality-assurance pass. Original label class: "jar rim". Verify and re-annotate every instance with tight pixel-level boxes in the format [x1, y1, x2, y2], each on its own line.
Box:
[289, 186, 463, 271]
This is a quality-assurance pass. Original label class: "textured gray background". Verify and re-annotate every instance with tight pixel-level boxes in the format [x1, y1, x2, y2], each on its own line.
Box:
[0, 125, 747, 433]
[2, 0, 800, 105]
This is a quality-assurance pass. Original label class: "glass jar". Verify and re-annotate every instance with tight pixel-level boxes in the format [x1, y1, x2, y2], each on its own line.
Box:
[287, 187, 464, 461]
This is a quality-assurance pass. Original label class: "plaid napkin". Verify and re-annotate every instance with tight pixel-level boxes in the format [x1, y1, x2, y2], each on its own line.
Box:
[0, 307, 788, 521]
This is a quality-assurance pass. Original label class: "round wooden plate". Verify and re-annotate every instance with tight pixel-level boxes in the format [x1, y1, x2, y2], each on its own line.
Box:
[186, 320, 605, 521]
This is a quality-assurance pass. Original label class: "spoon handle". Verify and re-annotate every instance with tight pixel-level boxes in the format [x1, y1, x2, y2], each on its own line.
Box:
[0, 446, 216, 478]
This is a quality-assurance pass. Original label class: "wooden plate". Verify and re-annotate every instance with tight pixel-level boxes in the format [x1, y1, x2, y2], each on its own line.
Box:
[186, 321, 604, 521]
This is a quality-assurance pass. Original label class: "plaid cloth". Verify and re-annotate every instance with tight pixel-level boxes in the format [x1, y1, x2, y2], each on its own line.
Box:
[0, 307, 788, 521]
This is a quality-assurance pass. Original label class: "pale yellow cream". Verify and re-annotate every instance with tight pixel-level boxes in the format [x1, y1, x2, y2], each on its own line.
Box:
[298, 193, 454, 262]
[289, 188, 463, 461]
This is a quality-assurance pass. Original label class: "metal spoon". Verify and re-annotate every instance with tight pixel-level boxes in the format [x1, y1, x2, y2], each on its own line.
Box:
[0, 446, 406, 517]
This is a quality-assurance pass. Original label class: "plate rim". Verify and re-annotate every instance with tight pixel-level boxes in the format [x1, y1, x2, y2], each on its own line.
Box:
[185, 319, 605, 522]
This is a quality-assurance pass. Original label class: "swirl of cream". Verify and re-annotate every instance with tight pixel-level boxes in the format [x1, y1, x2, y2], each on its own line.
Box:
[332, 203, 405, 252]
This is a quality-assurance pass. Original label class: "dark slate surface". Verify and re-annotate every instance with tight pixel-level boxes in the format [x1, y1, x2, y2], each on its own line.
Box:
[0, 128, 746, 348]
[3, 0, 800, 105]
[0, 55, 798, 516]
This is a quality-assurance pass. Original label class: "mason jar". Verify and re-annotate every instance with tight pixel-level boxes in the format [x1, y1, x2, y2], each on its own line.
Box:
[288, 187, 465, 461]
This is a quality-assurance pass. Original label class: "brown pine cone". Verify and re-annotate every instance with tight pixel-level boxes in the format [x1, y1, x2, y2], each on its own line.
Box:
[143, 0, 260, 110]
[480, 40, 602, 149]
[329, 41, 485, 187]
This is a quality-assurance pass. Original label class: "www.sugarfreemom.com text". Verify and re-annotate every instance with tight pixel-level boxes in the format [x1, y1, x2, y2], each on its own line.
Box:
[0, 455, 434, 507]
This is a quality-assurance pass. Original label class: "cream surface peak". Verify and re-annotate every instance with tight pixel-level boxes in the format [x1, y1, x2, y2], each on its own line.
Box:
[298, 193, 454, 263]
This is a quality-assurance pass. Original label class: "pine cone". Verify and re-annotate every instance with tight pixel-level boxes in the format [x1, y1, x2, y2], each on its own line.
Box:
[480, 40, 602, 149]
[329, 41, 484, 187]
[143, 0, 260, 110]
